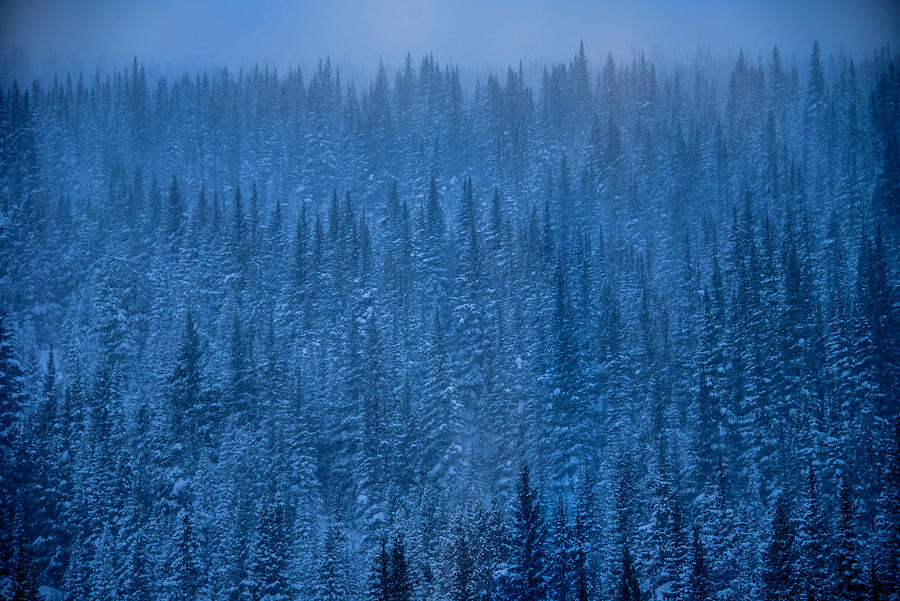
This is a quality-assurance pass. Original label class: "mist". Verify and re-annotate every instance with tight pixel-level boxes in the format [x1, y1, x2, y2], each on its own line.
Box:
[3, 0, 900, 598]
[2, 0, 898, 84]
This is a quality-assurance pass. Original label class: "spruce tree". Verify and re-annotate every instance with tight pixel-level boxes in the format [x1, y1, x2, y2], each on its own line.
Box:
[763, 494, 796, 601]
[370, 538, 391, 601]
[450, 526, 474, 601]
[832, 478, 866, 601]
[617, 546, 641, 601]
[170, 308, 203, 438]
[688, 526, 713, 601]
[168, 502, 206, 601]
[0, 311, 24, 573]
[797, 464, 828, 601]
[388, 536, 413, 601]
[509, 466, 547, 601]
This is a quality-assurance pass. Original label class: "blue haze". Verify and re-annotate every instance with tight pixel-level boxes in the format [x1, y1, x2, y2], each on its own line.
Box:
[0, 3, 898, 601]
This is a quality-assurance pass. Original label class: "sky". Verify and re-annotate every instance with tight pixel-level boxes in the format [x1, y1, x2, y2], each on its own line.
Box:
[1, 0, 898, 83]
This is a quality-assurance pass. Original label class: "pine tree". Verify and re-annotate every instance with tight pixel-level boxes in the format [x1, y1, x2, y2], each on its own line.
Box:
[228, 310, 254, 414]
[878, 416, 900, 601]
[370, 538, 391, 601]
[166, 174, 184, 241]
[450, 525, 475, 601]
[0, 310, 25, 573]
[231, 186, 249, 282]
[167, 503, 206, 601]
[9, 512, 42, 601]
[617, 546, 641, 601]
[248, 498, 291, 601]
[452, 176, 486, 454]
[388, 536, 413, 601]
[763, 494, 796, 601]
[572, 507, 590, 601]
[89, 522, 119, 601]
[121, 532, 153, 601]
[647, 441, 687, 596]
[10, 550, 42, 601]
[147, 174, 162, 230]
[170, 308, 203, 438]
[509, 466, 547, 601]
[548, 251, 582, 485]
[315, 519, 347, 601]
[688, 526, 713, 601]
[797, 464, 828, 601]
[832, 478, 866, 601]
[419, 307, 459, 487]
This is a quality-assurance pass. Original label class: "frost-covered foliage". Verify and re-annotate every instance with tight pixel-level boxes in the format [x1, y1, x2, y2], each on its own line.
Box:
[1, 41, 899, 600]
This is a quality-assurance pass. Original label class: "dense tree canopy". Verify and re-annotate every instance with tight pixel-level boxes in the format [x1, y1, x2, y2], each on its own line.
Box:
[0, 41, 898, 600]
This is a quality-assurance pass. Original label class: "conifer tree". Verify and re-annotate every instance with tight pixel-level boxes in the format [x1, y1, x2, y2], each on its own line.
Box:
[797, 464, 828, 601]
[763, 494, 796, 601]
[167, 502, 206, 601]
[170, 308, 203, 438]
[509, 466, 547, 601]
[832, 478, 866, 601]
[389, 536, 413, 601]
[456, 528, 477, 601]
[316, 520, 347, 601]
[370, 538, 391, 601]
[688, 527, 713, 601]
[0, 311, 24, 572]
[617, 546, 641, 601]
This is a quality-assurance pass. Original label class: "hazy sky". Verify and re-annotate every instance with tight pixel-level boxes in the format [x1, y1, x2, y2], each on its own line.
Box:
[2, 0, 898, 81]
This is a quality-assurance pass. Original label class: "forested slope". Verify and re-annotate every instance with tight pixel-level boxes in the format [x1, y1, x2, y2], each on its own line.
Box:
[0, 41, 898, 600]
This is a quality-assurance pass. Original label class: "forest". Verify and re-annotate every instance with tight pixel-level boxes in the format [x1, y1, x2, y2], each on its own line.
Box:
[0, 39, 898, 601]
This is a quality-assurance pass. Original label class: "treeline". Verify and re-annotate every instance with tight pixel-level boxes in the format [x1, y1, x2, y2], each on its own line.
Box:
[0, 40, 898, 600]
